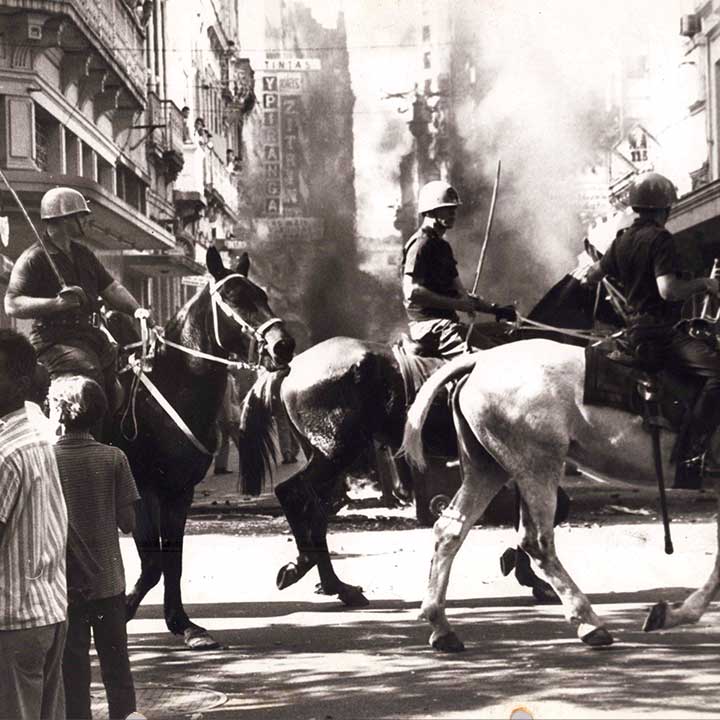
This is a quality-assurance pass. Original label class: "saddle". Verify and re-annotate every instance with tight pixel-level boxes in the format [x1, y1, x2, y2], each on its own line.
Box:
[393, 336, 458, 457]
[584, 344, 704, 488]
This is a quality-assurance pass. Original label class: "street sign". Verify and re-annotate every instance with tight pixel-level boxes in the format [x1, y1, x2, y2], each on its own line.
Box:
[263, 58, 321, 72]
[181, 275, 207, 287]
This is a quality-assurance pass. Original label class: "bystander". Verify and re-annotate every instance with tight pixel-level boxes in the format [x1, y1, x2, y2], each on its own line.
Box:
[0, 329, 68, 720]
[49, 375, 141, 720]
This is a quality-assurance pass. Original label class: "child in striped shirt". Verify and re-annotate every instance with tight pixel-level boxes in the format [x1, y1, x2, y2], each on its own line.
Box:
[49, 375, 141, 720]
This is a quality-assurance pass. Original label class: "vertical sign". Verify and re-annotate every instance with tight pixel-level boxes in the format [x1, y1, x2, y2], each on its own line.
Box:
[262, 76, 280, 214]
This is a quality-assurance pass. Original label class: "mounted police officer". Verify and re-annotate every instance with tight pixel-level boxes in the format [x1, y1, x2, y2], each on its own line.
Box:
[4, 187, 151, 414]
[402, 180, 516, 358]
[583, 171, 720, 477]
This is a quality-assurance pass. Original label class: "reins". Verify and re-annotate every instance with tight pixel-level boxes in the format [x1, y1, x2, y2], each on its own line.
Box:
[504, 313, 613, 344]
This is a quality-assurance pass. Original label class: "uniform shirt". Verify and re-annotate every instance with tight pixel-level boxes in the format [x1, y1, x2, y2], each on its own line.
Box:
[403, 226, 459, 322]
[54, 433, 140, 601]
[599, 217, 682, 322]
[7, 238, 114, 344]
[0, 406, 67, 630]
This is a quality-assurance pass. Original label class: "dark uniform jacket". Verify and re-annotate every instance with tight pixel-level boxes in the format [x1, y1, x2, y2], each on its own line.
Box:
[599, 217, 682, 323]
[8, 238, 114, 347]
[402, 226, 459, 322]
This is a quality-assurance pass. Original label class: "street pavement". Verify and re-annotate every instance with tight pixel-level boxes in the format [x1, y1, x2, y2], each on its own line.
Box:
[96, 452, 720, 720]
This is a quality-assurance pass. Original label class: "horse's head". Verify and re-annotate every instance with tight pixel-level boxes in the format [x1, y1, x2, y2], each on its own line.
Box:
[205, 247, 295, 368]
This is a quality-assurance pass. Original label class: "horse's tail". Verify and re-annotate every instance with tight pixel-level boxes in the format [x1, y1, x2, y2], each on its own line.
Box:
[400, 352, 480, 471]
[237, 367, 291, 495]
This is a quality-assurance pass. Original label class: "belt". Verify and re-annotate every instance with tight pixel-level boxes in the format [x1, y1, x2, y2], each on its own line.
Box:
[37, 313, 101, 329]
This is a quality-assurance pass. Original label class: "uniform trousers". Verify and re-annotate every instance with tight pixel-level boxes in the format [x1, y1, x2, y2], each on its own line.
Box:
[408, 318, 506, 358]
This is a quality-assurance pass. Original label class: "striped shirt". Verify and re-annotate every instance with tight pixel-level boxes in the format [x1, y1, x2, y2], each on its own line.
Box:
[54, 433, 139, 600]
[0, 406, 67, 630]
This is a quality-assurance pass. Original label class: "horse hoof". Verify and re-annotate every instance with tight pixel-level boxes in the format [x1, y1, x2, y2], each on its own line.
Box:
[532, 582, 561, 605]
[337, 585, 370, 607]
[431, 632, 465, 653]
[643, 601, 668, 632]
[499, 547, 517, 576]
[277, 563, 299, 590]
[579, 625, 614, 647]
[183, 627, 221, 651]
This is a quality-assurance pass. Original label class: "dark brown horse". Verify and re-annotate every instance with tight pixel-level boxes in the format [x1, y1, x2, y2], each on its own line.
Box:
[237, 273, 615, 607]
[108, 247, 295, 649]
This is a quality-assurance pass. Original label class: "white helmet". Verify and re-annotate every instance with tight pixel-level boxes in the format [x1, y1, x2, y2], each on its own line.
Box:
[418, 180, 461, 215]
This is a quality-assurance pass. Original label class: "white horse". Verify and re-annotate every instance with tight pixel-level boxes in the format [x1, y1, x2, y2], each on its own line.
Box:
[401, 338, 719, 651]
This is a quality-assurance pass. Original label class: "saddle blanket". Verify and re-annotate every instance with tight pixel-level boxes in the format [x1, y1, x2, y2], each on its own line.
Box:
[583, 346, 691, 432]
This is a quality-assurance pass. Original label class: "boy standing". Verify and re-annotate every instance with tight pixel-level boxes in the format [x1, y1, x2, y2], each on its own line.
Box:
[49, 375, 140, 720]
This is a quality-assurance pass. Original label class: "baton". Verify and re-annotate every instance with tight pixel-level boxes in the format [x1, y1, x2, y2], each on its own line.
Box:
[0, 168, 66, 289]
[465, 159, 501, 346]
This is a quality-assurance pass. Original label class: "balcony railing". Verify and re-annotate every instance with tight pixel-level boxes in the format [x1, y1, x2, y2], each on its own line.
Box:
[147, 93, 186, 169]
[175, 143, 205, 197]
[204, 146, 239, 215]
[72, 0, 145, 98]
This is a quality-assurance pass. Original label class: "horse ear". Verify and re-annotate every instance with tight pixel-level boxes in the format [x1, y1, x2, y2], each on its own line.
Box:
[206, 246, 225, 279]
[235, 252, 250, 277]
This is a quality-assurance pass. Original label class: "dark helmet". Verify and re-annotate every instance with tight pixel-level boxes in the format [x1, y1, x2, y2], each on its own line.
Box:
[40, 188, 91, 221]
[627, 172, 678, 210]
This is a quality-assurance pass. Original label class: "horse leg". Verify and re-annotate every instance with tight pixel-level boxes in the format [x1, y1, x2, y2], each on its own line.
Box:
[275, 457, 369, 607]
[516, 468, 613, 646]
[126, 489, 162, 622]
[504, 486, 569, 603]
[420, 399, 507, 652]
[644, 474, 720, 632]
[159, 486, 219, 650]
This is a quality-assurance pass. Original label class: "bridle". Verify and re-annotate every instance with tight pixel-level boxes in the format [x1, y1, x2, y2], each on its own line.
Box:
[208, 273, 283, 366]
[120, 273, 285, 455]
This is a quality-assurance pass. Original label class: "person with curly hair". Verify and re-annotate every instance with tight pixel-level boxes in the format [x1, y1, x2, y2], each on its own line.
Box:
[49, 375, 141, 720]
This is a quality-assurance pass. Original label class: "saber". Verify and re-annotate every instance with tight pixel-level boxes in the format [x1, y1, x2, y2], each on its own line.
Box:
[0, 168, 66, 288]
[465, 159, 501, 345]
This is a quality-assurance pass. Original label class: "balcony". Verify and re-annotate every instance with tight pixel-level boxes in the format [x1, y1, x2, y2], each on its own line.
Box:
[204, 146, 239, 217]
[174, 142, 206, 224]
[3, 0, 146, 105]
[146, 92, 185, 182]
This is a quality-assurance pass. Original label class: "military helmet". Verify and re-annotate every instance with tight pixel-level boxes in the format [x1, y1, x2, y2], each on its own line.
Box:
[418, 180, 462, 215]
[40, 187, 91, 221]
[627, 172, 678, 210]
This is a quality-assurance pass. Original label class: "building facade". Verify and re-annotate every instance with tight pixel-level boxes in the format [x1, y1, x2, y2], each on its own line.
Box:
[0, 0, 254, 330]
[666, 2, 720, 273]
[238, 0, 357, 346]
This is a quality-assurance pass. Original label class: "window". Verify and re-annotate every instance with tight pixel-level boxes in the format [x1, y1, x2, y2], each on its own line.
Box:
[422, 25, 431, 42]
[34, 108, 52, 172]
[423, 51, 431, 70]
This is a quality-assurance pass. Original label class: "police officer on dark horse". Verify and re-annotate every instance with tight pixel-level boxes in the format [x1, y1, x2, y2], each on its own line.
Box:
[403, 180, 516, 356]
[4, 185, 297, 650]
[237, 179, 568, 608]
[5, 187, 152, 419]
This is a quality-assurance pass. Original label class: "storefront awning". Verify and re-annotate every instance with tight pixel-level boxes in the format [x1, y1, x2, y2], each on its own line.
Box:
[0, 169, 175, 259]
[122, 250, 206, 277]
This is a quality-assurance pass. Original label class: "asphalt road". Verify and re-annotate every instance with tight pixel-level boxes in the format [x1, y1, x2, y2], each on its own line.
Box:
[114, 494, 720, 720]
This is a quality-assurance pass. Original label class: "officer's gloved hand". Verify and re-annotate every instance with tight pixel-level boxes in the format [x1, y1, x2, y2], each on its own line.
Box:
[57, 285, 88, 309]
[493, 304, 517, 323]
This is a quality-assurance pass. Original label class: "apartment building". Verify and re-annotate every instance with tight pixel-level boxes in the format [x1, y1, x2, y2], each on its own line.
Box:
[0, 0, 253, 328]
